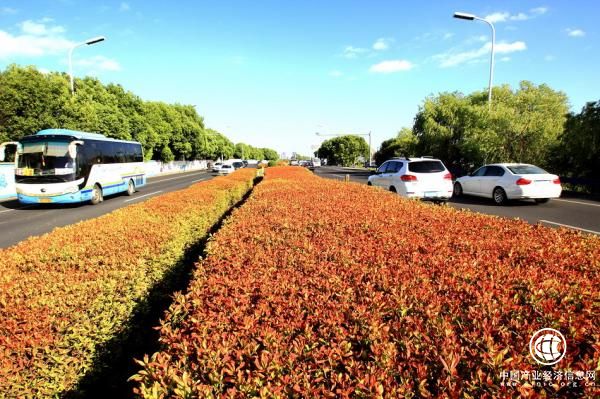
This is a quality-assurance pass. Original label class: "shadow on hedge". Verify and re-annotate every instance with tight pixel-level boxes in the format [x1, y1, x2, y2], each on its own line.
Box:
[62, 176, 263, 399]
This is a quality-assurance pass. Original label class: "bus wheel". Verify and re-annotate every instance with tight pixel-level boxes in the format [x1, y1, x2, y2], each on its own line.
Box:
[126, 179, 135, 196]
[91, 184, 103, 205]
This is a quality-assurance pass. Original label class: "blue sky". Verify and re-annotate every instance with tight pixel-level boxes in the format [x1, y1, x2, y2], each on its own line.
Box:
[0, 1, 598, 157]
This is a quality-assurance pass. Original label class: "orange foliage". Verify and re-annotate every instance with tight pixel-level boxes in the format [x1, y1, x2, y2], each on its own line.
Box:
[134, 166, 599, 398]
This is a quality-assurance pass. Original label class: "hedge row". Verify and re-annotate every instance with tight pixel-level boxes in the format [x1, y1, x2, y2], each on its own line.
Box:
[0, 168, 257, 396]
[133, 166, 599, 398]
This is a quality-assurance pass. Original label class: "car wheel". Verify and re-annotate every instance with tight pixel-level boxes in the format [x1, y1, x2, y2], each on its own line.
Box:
[367, 181, 372, 186]
[389, 186, 397, 193]
[453, 182, 463, 197]
[90, 184, 103, 205]
[126, 179, 135, 196]
[535, 198, 550, 204]
[493, 187, 507, 205]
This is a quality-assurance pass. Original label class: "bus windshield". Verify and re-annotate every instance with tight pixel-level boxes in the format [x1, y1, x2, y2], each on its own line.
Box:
[17, 140, 75, 177]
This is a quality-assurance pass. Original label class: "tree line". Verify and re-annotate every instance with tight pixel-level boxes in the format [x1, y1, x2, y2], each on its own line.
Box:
[374, 81, 599, 180]
[315, 135, 369, 167]
[0, 64, 278, 162]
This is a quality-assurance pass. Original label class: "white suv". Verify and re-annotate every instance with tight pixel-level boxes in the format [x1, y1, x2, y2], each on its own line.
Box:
[368, 157, 453, 203]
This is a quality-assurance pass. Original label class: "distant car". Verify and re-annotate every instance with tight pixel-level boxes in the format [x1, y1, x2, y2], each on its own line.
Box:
[367, 157, 453, 203]
[290, 160, 299, 166]
[311, 158, 321, 168]
[218, 164, 234, 175]
[211, 162, 223, 172]
[232, 161, 244, 169]
[453, 163, 562, 205]
[242, 160, 248, 167]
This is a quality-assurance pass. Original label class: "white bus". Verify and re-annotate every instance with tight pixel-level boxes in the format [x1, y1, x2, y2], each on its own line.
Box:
[0, 129, 146, 205]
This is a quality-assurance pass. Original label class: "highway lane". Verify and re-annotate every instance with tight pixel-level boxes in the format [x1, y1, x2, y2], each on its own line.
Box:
[314, 166, 600, 235]
[0, 169, 216, 249]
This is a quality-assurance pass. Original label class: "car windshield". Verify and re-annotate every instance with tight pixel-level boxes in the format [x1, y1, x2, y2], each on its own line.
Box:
[507, 165, 548, 175]
[16, 140, 75, 176]
[408, 161, 445, 173]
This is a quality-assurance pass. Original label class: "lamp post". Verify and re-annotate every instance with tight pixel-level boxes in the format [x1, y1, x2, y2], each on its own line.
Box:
[68, 36, 106, 95]
[316, 131, 372, 166]
[453, 12, 495, 109]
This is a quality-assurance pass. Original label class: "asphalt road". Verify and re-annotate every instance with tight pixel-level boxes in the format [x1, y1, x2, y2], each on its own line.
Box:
[314, 166, 600, 236]
[0, 169, 216, 249]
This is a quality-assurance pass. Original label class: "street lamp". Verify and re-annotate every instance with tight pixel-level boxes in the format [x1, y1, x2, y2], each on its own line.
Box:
[316, 131, 372, 166]
[453, 12, 495, 108]
[68, 36, 106, 95]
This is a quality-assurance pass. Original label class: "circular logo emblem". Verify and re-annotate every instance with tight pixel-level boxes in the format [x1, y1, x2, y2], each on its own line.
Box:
[529, 328, 566, 365]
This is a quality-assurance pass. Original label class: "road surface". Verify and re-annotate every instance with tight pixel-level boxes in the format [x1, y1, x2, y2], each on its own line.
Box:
[0, 170, 215, 249]
[314, 166, 600, 235]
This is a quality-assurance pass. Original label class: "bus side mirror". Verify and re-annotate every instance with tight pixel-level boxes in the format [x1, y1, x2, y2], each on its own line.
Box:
[68, 140, 84, 158]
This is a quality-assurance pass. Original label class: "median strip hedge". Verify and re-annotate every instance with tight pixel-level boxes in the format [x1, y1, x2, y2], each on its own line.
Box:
[133, 166, 599, 398]
[0, 169, 257, 396]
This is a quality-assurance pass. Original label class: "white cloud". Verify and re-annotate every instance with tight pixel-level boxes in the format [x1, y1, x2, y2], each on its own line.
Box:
[342, 46, 368, 59]
[485, 12, 510, 23]
[373, 38, 391, 51]
[0, 31, 72, 57]
[484, 8, 548, 23]
[443, 32, 454, 40]
[119, 2, 130, 12]
[544, 55, 556, 61]
[566, 28, 585, 37]
[510, 12, 529, 21]
[369, 60, 413, 73]
[75, 55, 121, 71]
[500, 56, 511, 62]
[20, 20, 65, 36]
[494, 41, 527, 53]
[436, 41, 526, 68]
[329, 70, 343, 78]
[1, 7, 17, 15]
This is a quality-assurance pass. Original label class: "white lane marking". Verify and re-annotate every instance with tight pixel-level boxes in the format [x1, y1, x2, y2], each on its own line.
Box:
[539, 220, 600, 235]
[191, 178, 210, 183]
[124, 191, 163, 203]
[147, 171, 209, 185]
[331, 174, 346, 178]
[554, 198, 600, 208]
[0, 205, 35, 214]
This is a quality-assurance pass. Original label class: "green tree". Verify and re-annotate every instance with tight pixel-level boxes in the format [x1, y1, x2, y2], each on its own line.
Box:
[0, 64, 273, 163]
[412, 81, 568, 173]
[261, 148, 279, 161]
[0, 64, 69, 139]
[374, 127, 417, 165]
[551, 100, 600, 178]
[316, 135, 369, 166]
[234, 143, 251, 159]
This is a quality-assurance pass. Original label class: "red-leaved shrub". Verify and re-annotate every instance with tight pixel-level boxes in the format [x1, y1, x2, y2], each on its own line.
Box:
[133, 167, 599, 398]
